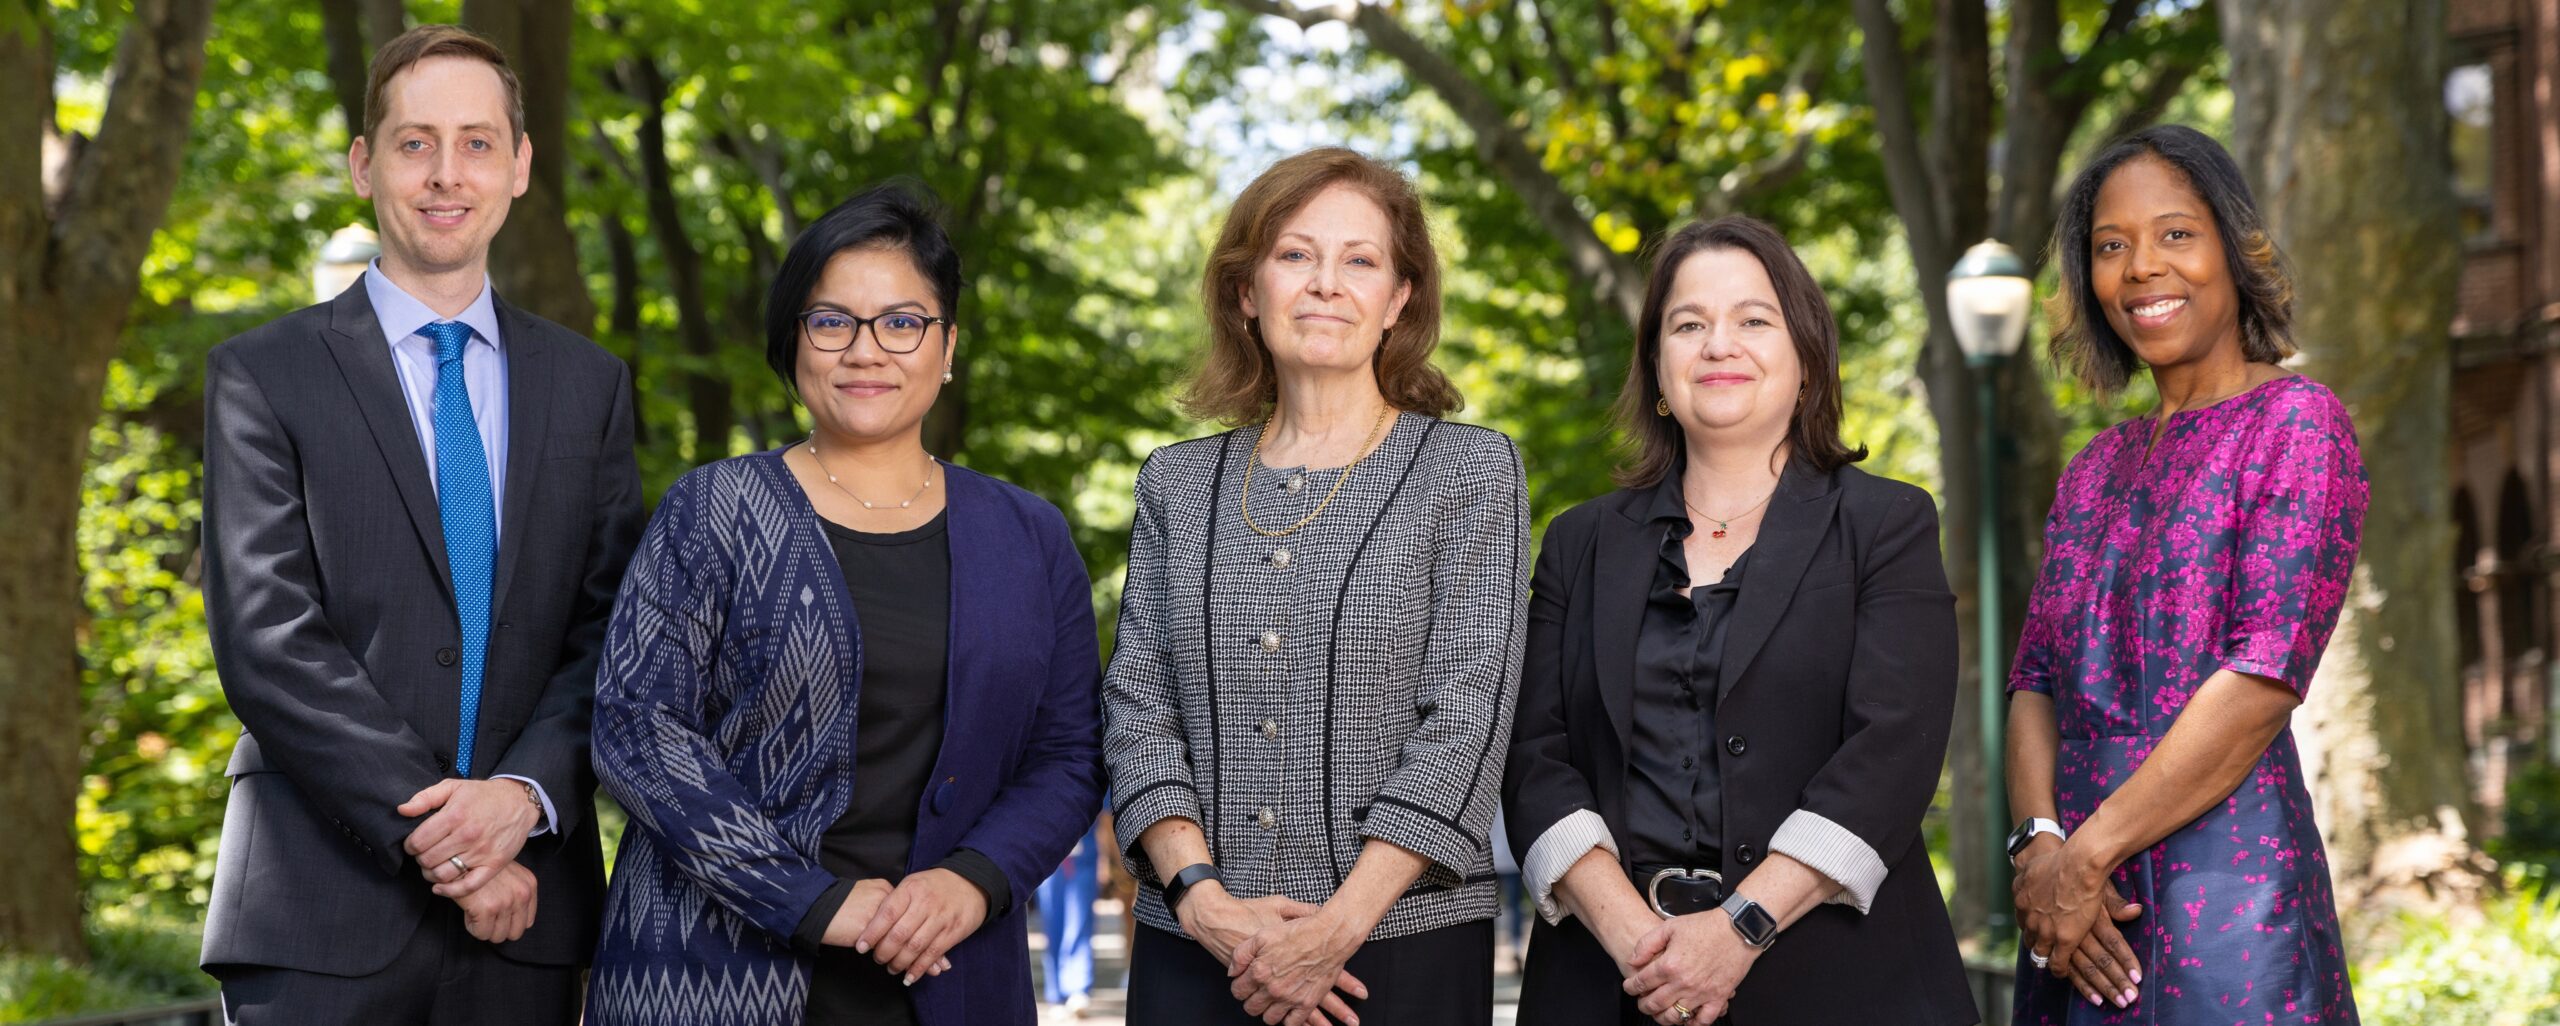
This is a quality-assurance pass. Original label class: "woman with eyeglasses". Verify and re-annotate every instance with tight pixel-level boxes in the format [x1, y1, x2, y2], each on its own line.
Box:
[587, 181, 1104, 1026]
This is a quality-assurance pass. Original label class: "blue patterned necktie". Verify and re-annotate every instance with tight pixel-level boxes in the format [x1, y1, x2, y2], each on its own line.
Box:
[423, 321, 495, 777]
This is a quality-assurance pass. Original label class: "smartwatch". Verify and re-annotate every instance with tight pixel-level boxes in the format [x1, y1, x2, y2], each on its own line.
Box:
[1720, 892, 1778, 950]
[1162, 862, 1222, 913]
[2006, 817, 2066, 861]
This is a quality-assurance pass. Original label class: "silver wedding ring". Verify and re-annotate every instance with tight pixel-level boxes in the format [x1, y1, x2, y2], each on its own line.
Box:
[449, 855, 470, 874]
[2028, 950, 2050, 969]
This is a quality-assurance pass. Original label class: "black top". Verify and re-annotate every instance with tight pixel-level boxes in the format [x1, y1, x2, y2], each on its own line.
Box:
[1622, 472, 1751, 870]
[794, 511, 1008, 1026]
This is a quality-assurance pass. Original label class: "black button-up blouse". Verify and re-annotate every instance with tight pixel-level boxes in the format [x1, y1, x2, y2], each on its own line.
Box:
[1622, 472, 1752, 870]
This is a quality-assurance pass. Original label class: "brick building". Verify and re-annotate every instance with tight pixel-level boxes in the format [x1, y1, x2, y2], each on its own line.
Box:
[2447, 0, 2560, 816]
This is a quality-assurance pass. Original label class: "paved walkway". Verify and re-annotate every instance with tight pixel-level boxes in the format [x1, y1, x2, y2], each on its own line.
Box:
[1028, 898, 1527, 1025]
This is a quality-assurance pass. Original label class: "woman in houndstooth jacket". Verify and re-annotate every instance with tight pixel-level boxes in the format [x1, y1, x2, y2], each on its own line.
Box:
[1102, 147, 1529, 1026]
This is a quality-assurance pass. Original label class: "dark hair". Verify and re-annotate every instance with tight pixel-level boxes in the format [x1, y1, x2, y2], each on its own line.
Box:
[763, 180, 963, 390]
[2047, 124, 2296, 393]
[1183, 147, 1460, 425]
[363, 25, 524, 145]
[1614, 216, 1865, 488]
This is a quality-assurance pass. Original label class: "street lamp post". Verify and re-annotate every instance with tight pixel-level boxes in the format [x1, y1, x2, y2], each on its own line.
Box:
[1947, 239, 2033, 942]
[314, 224, 379, 303]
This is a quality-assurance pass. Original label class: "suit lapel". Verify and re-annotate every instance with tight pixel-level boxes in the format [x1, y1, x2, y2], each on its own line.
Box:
[1592, 490, 1654, 753]
[1719, 460, 1842, 702]
[321, 282, 453, 601]
[490, 297, 551, 613]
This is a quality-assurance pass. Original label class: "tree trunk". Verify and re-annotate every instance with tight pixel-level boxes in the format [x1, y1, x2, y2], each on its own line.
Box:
[597, 200, 647, 446]
[621, 55, 732, 457]
[317, 0, 405, 143]
[2222, 0, 2493, 921]
[1855, 0, 2144, 942]
[463, 0, 595, 334]
[0, 0, 216, 961]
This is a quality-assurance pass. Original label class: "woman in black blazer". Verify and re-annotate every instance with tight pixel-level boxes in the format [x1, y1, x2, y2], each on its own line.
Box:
[1502, 216, 1973, 1026]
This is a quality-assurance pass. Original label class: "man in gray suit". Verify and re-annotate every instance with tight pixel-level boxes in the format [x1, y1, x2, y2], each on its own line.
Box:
[198, 24, 641, 1024]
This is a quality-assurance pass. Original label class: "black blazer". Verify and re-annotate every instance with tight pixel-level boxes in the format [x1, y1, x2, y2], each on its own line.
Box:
[1502, 460, 1974, 1026]
[198, 282, 643, 975]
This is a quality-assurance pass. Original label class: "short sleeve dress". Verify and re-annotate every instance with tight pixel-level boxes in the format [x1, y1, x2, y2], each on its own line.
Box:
[2007, 375, 2368, 1025]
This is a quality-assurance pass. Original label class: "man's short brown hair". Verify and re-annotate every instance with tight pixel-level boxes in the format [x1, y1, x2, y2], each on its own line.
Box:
[361, 25, 525, 145]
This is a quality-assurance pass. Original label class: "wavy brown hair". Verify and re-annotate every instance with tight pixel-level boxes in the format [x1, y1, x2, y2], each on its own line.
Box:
[2047, 125, 2297, 394]
[1181, 147, 1459, 425]
[1614, 216, 1865, 488]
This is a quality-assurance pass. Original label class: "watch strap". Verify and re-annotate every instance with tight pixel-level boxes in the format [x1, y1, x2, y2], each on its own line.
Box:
[1163, 862, 1221, 913]
[1719, 892, 1778, 950]
[2007, 817, 2066, 858]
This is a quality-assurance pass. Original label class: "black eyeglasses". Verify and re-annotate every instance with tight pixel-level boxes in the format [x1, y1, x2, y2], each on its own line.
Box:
[799, 308, 951, 355]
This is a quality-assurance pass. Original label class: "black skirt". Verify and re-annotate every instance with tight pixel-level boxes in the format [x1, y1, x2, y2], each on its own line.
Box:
[1125, 920, 1493, 1026]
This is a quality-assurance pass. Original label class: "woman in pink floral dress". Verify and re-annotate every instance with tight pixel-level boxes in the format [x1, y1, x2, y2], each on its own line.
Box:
[2004, 125, 2366, 1025]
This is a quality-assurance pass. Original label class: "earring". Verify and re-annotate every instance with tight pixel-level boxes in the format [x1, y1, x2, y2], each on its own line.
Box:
[942, 368, 954, 384]
[1655, 396, 1671, 417]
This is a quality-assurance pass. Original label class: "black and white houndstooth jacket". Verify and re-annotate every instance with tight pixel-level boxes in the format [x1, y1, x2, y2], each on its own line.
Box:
[1103, 412, 1530, 941]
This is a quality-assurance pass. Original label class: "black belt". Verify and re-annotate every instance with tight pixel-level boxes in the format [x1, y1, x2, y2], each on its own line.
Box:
[1631, 861, 1726, 920]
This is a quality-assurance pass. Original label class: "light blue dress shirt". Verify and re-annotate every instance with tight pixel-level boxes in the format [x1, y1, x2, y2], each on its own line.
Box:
[362, 261, 554, 836]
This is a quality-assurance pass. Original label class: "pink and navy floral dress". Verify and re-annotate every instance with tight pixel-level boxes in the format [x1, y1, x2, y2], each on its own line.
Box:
[2008, 375, 2367, 1025]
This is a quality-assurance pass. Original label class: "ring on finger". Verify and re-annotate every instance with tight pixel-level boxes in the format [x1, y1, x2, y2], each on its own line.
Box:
[2028, 950, 2050, 969]
[1672, 1003, 1693, 1022]
[448, 855, 469, 874]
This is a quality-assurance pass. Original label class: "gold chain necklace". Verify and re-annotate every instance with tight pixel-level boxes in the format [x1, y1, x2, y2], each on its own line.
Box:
[804, 436, 936, 510]
[1240, 405, 1393, 538]
[1681, 482, 1777, 540]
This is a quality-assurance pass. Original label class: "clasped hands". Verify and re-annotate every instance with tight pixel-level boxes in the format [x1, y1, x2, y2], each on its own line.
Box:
[820, 869, 977, 985]
[1595, 905, 1761, 1025]
[1175, 882, 1369, 1026]
[2010, 835, 2144, 1010]
[400, 778, 544, 943]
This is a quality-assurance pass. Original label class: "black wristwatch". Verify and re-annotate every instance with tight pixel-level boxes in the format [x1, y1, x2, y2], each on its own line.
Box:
[1163, 862, 1222, 913]
[1720, 892, 1778, 950]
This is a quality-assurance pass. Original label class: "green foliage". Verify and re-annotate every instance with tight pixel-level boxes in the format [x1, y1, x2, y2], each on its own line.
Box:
[2355, 864, 2560, 1026]
[572, 0, 1211, 580]
[2494, 759, 2560, 874]
[77, 360, 235, 920]
[0, 912, 211, 1023]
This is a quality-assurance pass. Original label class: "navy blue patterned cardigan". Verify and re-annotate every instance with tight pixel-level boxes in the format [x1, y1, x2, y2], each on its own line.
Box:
[586, 448, 1103, 1026]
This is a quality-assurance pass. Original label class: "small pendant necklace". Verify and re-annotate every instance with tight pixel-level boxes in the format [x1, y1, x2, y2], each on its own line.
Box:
[805, 436, 936, 510]
[1683, 487, 1776, 540]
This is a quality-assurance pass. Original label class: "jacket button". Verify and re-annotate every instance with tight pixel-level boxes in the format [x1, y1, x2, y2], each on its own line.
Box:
[1261, 718, 1279, 741]
[1259, 631, 1282, 653]
[932, 781, 955, 815]
[436, 648, 458, 667]
[1257, 807, 1277, 830]
[1725, 734, 1748, 757]
[1268, 548, 1293, 569]
[1736, 843, 1759, 865]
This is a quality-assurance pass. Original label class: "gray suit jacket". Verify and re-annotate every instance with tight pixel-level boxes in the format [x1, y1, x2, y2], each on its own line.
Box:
[198, 282, 643, 975]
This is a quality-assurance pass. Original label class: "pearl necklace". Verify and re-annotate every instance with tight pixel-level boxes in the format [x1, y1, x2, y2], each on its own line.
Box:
[805, 436, 936, 510]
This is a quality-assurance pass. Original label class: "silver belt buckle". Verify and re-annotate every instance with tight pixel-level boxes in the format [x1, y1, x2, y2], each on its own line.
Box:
[1645, 867, 1724, 920]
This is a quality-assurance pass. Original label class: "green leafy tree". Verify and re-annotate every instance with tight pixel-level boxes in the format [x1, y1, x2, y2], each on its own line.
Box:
[1, 0, 216, 961]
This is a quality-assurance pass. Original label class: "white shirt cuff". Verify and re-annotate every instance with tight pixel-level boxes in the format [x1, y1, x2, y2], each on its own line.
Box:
[492, 774, 556, 837]
[1767, 809, 1887, 914]
[1521, 809, 1619, 926]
